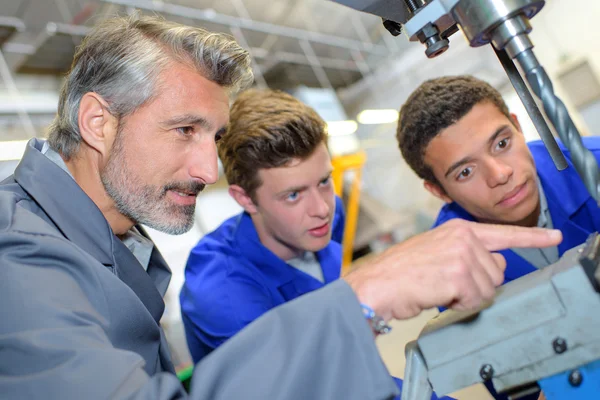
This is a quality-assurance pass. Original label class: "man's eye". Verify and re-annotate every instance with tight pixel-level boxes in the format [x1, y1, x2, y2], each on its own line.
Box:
[457, 167, 473, 180]
[497, 138, 510, 149]
[319, 177, 331, 186]
[286, 192, 299, 202]
[176, 126, 194, 136]
[215, 133, 223, 143]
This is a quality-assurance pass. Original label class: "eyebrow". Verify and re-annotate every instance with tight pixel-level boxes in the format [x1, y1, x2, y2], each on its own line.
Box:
[276, 170, 333, 196]
[162, 114, 213, 131]
[443, 125, 511, 178]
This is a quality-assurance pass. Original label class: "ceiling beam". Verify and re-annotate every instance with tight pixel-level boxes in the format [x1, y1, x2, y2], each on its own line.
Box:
[101, 0, 389, 55]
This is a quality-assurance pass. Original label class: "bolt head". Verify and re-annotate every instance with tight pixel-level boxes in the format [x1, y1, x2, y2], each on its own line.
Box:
[480, 364, 494, 380]
[553, 337, 568, 354]
[568, 370, 583, 387]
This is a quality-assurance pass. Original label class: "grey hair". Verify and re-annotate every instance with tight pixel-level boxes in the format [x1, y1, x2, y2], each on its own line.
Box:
[48, 15, 254, 159]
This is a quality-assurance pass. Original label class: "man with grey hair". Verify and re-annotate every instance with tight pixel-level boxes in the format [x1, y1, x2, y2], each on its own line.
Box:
[0, 15, 561, 400]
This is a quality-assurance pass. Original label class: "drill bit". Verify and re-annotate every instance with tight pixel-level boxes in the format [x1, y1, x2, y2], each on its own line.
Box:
[517, 49, 600, 203]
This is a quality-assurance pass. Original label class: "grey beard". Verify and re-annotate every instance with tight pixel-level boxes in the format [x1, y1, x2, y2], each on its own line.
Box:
[101, 156, 197, 235]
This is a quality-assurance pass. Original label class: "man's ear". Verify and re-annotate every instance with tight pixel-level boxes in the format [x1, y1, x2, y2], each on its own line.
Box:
[78, 92, 118, 157]
[510, 112, 523, 134]
[229, 185, 258, 214]
[423, 180, 453, 204]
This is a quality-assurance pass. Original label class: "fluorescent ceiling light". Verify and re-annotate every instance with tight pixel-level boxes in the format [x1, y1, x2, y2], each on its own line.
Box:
[357, 109, 399, 125]
[326, 120, 358, 137]
[0, 140, 28, 161]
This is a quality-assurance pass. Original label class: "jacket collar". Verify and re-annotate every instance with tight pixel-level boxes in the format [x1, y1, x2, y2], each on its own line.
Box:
[234, 212, 340, 287]
[235, 212, 296, 286]
[536, 152, 590, 218]
[315, 242, 342, 284]
[15, 139, 114, 266]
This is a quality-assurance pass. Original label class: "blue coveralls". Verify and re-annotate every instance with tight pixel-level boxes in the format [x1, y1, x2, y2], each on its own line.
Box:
[180, 196, 345, 362]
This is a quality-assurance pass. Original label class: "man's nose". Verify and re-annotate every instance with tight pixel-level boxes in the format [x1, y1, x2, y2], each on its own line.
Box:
[486, 158, 513, 187]
[188, 140, 218, 185]
[308, 191, 330, 219]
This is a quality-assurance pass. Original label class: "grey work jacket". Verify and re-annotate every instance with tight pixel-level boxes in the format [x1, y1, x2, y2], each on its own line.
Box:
[0, 139, 397, 400]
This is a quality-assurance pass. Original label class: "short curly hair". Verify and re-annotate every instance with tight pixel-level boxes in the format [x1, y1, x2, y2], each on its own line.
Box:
[396, 75, 510, 184]
[219, 89, 327, 200]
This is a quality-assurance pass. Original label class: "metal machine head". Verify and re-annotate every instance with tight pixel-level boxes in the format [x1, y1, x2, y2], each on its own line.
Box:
[332, 0, 600, 202]
[333, 0, 545, 59]
[402, 234, 600, 399]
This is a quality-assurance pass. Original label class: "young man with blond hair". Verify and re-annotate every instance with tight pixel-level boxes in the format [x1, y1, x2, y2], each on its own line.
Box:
[180, 89, 345, 360]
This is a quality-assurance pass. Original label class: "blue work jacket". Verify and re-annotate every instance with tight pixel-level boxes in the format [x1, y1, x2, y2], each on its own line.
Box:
[180, 196, 453, 400]
[433, 137, 600, 284]
[432, 137, 600, 400]
[180, 196, 345, 363]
